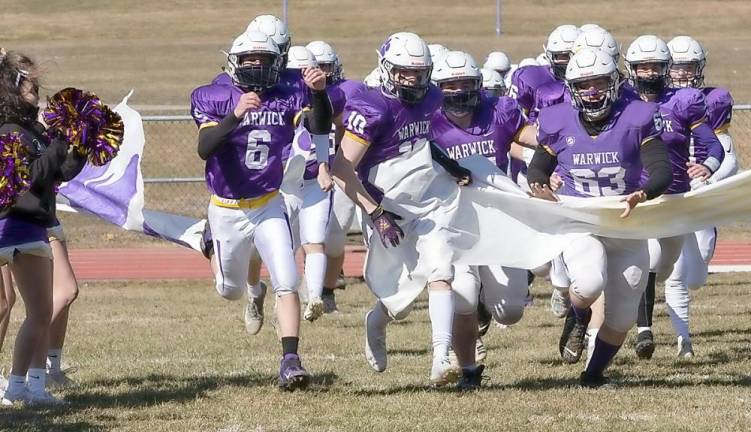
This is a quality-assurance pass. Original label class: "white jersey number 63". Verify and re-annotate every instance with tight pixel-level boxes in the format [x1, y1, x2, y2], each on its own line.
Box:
[570, 166, 626, 196]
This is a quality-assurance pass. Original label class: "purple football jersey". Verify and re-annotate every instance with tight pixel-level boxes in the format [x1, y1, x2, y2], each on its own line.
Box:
[509, 65, 556, 118]
[537, 97, 661, 198]
[430, 95, 524, 172]
[190, 83, 305, 199]
[648, 88, 709, 194]
[343, 86, 443, 201]
[530, 80, 569, 124]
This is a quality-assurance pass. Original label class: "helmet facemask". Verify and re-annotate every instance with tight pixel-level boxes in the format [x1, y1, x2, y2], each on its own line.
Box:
[439, 78, 481, 118]
[319, 61, 343, 85]
[568, 73, 620, 123]
[381, 59, 432, 104]
[547, 51, 572, 80]
[628, 60, 670, 96]
[669, 61, 705, 89]
[229, 52, 281, 92]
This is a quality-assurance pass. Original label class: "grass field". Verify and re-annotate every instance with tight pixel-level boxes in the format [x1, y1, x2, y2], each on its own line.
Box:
[1, 274, 751, 431]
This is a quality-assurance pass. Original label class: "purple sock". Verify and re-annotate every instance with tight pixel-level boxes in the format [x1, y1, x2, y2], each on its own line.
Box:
[571, 305, 590, 324]
[585, 336, 621, 377]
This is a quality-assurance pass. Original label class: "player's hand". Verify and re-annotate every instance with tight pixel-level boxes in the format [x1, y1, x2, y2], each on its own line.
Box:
[686, 161, 711, 182]
[302, 67, 327, 91]
[317, 163, 334, 192]
[529, 183, 559, 202]
[369, 205, 404, 248]
[233, 92, 261, 118]
[619, 190, 646, 219]
[549, 172, 563, 192]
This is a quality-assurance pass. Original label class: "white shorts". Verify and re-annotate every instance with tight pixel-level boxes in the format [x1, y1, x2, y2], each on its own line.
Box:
[282, 179, 332, 249]
[324, 185, 361, 257]
[453, 264, 528, 325]
[556, 235, 649, 333]
[648, 235, 685, 282]
[666, 233, 708, 291]
[208, 194, 299, 300]
[0, 241, 52, 266]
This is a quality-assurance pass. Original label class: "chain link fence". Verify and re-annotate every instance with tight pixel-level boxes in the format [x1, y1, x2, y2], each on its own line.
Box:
[60, 107, 751, 248]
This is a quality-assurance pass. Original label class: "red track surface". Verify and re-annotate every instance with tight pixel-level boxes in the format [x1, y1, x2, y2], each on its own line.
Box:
[68, 242, 751, 281]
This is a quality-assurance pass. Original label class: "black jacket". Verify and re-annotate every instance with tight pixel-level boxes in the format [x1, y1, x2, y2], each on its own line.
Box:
[0, 122, 86, 227]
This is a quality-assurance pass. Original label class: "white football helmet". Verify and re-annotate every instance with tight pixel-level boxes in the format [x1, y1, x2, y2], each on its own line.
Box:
[625, 35, 672, 95]
[433, 51, 482, 116]
[572, 29, 620, 64]
[667, 36, 706, 88]
[306, 40, 342, 84]
[536, 52, 550, 66]
[483, 51, 512, 77]
[246, 15, 291, 56]
[286, 46, 318, 70]
[565, 48, 620, 122]
[428, 44, 449, 62]
[545, 24, 581, 79]
[481, 68, 506, 97]
[226, 31, 282, 91]
[363, 66, 381, 88]
[378, 32, 433, 103]
[519, 57, 539, 68]
[579, 23, 605, 33]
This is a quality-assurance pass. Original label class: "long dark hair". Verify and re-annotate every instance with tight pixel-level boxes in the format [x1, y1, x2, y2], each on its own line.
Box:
[0, 48, 41, 127]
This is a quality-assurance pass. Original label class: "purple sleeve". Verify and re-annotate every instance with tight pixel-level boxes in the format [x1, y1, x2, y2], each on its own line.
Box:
[190, 85, 230, 127]
[535, 111, 559, 155]
[706, 88, 734, 131]
[692, 122, 724, 171]
[640, 105, 663, 144]
[211, 72, 232, 86]
[509, 68, 534, 113]
[496, 97, 524, 142]
[674, 88, 708, 128]
[343, 93, 383, 144]
[328, 86, 347, 117]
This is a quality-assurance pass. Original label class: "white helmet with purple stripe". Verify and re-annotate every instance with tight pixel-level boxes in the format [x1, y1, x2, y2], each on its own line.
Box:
[378, 32, 433, 104]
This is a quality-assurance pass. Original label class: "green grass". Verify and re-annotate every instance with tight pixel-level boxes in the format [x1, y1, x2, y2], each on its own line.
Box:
[2, 274, 751, 431]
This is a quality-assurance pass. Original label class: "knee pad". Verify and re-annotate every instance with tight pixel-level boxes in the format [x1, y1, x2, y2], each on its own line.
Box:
[488, 302, 524, 326]
[570, 272, 606, 301]
[215, 277, 245, 301]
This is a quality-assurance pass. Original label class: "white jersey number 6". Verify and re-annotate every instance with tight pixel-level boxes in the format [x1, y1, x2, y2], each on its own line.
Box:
[245, 130, 271, 170]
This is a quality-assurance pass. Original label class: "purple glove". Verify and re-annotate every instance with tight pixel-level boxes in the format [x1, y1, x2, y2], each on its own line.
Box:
[369, 205, 404, 248]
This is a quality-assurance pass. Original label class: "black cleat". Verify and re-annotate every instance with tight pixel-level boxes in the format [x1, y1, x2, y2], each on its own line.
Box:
[457, 364, 485, 392]
[278, 354, 311, 391]
[477, 301, 492, 337]
[199, 222, 214, 259]
[634, 330, 655, 360]
[559, 307, 591, 364]
[579, 371, 610, 388]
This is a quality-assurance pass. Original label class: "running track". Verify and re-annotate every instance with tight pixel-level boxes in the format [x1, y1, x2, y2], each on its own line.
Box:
[67, 242, 751, 281]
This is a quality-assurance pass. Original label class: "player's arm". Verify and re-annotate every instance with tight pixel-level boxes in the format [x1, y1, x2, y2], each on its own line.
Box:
[526, 145, 559, 201]
[196, 92, 260, 160]
[429, 143, 471, 186]
[331, 134, 379, 214]
[619, 137, 672, 218]
[688, 121, 723, 179]
[707, 132, 737, 183]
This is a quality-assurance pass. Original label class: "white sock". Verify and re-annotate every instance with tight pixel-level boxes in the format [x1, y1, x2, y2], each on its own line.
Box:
[26, 368, 46, 393]
[585, 327, 599, 369]
[369, 302, 393, 329]
[304, 252, 326, 299]
[637, 326, 651, 334]
[428, 290, 454, 366]
[6, 374, 26, 394]
[665, 280, 690, 340]
[47, 349, 62, 372]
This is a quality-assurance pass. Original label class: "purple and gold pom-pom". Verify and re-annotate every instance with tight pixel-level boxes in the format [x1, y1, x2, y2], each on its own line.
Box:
[0, 132, 31, 210]
[43, 87, 123, 166]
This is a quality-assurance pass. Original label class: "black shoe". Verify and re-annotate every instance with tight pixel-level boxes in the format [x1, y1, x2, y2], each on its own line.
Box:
[457, 364, 485, 391]
[199, 222, 214, 259]
[559, 307, 591, 364]
[634, 330, 655, 360]
[579, 371, 610, 388]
